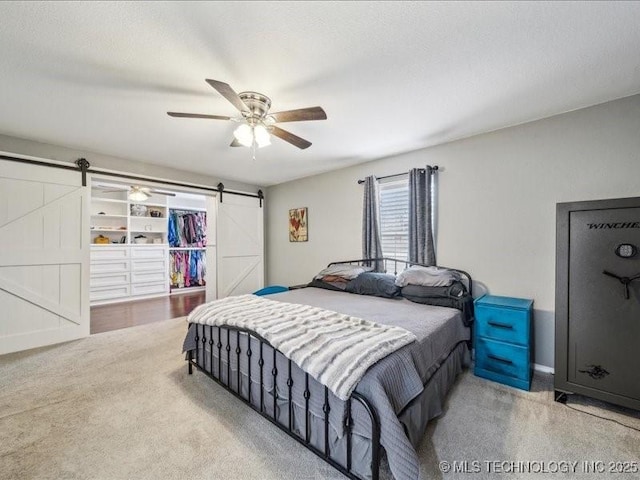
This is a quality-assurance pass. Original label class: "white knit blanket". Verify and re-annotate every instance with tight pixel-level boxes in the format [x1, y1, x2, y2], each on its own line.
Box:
[187, 294, 417, 400]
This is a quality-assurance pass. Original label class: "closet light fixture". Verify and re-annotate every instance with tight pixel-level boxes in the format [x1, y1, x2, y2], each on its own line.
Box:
[129, 190, 148, 201]
[233, 123, 271, 148]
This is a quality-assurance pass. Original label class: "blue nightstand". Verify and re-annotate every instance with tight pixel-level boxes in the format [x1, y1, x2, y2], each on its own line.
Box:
[474, 295, 533, 391]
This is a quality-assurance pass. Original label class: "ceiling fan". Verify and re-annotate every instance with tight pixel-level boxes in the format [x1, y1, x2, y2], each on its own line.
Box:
[167, 79, 327, 150]
[99, 185, 176, 201]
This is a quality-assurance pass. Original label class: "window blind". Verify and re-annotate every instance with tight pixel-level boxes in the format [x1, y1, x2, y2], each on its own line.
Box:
[378, 178, 409, 261]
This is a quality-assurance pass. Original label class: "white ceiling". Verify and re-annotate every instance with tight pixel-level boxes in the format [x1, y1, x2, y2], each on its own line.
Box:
[1, 2, 640, 187]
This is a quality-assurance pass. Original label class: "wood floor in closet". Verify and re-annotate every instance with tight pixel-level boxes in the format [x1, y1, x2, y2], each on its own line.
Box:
[90, 291, 206, 334]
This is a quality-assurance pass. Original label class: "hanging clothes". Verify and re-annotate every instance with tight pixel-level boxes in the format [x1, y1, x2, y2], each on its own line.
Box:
[170, 250, 207, 289]
[168, 209, 207, 248]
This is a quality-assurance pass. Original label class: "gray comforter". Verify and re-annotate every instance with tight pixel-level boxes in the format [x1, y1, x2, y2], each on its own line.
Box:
[183, 287, 470, 480]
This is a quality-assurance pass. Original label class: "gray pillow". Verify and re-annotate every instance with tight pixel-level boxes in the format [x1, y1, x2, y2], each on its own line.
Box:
[395, 265, 461, 287]
[401, 281, 474, 327]
[401, 281, 466, 299]
[345, 272, 401, 298]
[314, 264, 373, 280]
[307, 279, 348, 292]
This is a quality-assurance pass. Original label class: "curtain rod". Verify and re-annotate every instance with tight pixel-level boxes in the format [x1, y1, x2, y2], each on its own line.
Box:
[357, 165, 439, 184]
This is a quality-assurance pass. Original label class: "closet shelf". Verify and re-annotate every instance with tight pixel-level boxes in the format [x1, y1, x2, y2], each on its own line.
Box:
[91, 228, 127, 232]
[133, 202, 167, 208]
[170, 286, 206, 294]
[170, 206, 206, 212]
[130, 243, 168, 247]
[169, 247, 206, 251]
[92, 198, 128, 204]
[92, 214, 127, 218]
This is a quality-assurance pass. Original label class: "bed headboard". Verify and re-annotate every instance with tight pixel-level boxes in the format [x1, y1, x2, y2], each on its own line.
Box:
[327, 257, 473, 295]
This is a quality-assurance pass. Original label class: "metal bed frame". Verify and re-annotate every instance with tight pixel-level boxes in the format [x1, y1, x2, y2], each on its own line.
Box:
[186, 258, 472, 480]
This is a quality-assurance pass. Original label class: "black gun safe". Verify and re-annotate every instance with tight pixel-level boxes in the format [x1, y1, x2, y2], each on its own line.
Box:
[555, 197, 640, 410]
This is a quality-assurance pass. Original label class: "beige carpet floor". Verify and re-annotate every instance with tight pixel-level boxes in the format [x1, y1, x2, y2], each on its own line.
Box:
[0, 317, 638, 480]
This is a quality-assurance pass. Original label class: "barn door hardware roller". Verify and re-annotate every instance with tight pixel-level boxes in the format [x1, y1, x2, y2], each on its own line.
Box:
[76, 158, 91, 186]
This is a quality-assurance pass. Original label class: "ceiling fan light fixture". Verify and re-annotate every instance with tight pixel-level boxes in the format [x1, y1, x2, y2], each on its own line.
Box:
[129, 190, 148, 202]
[169, 79, 326, 151]
[254, 124, 271, 148]
[233, 124, 254, 147]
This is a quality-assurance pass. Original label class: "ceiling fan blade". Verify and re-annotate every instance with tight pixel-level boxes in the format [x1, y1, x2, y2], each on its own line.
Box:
[149, 190, 176, 197]
[270, 106, 327, 123]
[167, 112, 231, 120]
[95, 183, 128, 190]
[230, 138, 243, 147]
[100, 188, 128, 193]
[270, 126, 312, 150]
[205, 79, 249, 113]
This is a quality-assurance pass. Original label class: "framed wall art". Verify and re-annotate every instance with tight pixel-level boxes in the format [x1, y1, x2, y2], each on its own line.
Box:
[289, 207, 308, 242]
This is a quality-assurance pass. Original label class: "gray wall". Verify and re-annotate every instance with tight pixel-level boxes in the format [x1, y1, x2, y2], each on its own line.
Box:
[0, 133, 260, 193]
[265, 94, 640, 370]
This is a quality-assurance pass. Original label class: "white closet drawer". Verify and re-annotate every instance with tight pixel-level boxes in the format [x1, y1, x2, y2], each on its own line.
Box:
[131, 282, 167, 296]
[90, 284, 130, 301]
[131, 259, 166, 272]
[130, 246, 166, 259]
[90, 272, 130, 288]
[91, 260, 130, 274]
[131, 270, 166, 284]
[90, 246, 129, 260]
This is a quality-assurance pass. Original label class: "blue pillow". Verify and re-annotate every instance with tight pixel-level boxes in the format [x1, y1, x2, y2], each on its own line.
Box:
[345, 272, 401, 299]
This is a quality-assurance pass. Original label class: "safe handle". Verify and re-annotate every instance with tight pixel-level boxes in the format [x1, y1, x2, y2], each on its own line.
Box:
[488, 354, 513, 365]
[488, 321, 513, 330]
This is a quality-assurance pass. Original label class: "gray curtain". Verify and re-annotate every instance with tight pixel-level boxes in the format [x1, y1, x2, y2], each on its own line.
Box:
[362, 175, 383, 270]
[408, 167, 436, 265]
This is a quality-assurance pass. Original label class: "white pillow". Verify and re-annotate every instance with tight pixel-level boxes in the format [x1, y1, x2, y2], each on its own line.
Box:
[395, 265, 460, 287]
[314, 264, 373, 280]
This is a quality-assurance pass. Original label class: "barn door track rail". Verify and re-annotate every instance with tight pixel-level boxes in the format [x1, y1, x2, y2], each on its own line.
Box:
[0, 154, 264, 207]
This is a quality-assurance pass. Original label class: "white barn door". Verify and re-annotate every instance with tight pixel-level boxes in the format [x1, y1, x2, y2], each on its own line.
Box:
[217, 194, 264, 297]
[0, 160, 89, 354]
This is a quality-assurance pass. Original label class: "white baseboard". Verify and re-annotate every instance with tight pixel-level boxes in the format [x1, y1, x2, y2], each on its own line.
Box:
[533, 363, 555, 374]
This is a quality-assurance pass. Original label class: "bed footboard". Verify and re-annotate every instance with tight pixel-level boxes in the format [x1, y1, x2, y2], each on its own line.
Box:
[187, 323, 381, 480]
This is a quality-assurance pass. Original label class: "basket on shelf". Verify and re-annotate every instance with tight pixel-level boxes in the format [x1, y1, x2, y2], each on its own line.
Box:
[133, 235, 148, 244]
[130, 204, 148, 217]
[94, 235, 110, 245]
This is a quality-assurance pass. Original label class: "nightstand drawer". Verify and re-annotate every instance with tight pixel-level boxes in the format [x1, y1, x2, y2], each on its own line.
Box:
[475, 337, 529, 381]
[475, 304, 529, 346]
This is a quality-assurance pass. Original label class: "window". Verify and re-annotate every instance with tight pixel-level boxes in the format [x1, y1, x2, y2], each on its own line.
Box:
[378, 178, 409, 260]
[378, 174, 437, 261]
